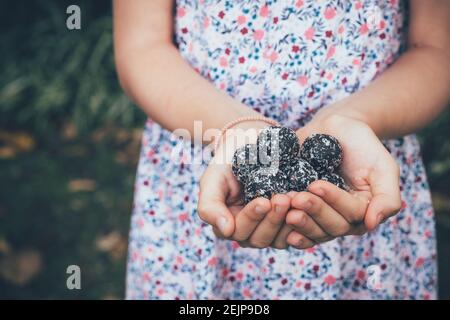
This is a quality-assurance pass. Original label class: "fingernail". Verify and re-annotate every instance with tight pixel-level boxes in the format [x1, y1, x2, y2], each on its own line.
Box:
[294, 234, 303, 246]
[217, 216, 228, 234]
[314, 188, 325, 197]
[275, 205, 284, 214]
[376, 214, 383, 226]
[255, 206, 267, 215]
[300, 201, 312, 210]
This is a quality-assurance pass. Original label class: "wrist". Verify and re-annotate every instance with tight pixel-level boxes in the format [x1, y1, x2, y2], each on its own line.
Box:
[308, 101, 384, 138]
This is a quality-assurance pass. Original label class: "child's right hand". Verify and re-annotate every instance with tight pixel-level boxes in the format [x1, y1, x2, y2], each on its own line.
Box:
[197, 121, 294, 249]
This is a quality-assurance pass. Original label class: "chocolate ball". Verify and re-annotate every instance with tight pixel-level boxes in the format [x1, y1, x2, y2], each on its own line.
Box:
[319, 172, 349, 191]
[244, 167, 290, 203]
[232, 144, 259, 183]
[285, 158, 318, 192]
[300, 134, 343, 173]
[257, 126, 300, 168]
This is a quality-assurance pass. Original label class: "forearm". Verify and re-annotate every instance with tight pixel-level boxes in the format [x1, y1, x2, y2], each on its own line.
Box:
[316, 46, 450, 140]
[116, 43, 259, 143]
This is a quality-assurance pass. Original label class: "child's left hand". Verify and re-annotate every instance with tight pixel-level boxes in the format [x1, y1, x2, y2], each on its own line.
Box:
[284, 113, 402, 249]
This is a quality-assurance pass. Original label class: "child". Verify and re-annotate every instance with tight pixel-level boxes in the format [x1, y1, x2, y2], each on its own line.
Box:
[114, 0, 450, 299]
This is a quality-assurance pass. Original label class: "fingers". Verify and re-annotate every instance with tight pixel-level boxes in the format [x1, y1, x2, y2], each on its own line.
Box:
[198, 164, 240, 238]
[286, 231, 316, 249]
[246, 194, 290, 248]
[308, 180, 369, 224]
[232, 197, 272, 241]
[198, 198, 235, 238]
[285, 209, 331, 243]
[365, 157, 402, 230]
[291, 192, 352, 237]
[272, 225, 293, 249]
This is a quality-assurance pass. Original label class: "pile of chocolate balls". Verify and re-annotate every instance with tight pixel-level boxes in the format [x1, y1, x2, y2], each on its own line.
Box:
[231, 126, 349, 203]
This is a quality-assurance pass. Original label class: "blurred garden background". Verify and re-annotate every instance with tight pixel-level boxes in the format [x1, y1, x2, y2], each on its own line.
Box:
[0, 0, 449, 299]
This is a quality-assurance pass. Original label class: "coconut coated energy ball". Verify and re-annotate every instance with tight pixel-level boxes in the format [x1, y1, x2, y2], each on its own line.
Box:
[257, 126, 300, 167]
[231, 144, 259, 183]
[319, 172, 349, 191]
[244, 167, 290, 203]
[300, 134, 343, 173]
[286, 158, 319, 192]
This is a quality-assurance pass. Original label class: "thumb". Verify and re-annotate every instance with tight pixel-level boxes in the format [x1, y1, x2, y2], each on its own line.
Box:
[364, 157, 402, 230]
[198, 198, 235, 238]
[198, 168, 236, 237]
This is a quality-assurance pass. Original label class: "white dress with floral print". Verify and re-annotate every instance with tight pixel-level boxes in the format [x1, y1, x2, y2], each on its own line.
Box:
[126, 0, 437, 299]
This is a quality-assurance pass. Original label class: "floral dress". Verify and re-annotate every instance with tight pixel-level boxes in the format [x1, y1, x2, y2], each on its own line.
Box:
[126, 0, 437, 299]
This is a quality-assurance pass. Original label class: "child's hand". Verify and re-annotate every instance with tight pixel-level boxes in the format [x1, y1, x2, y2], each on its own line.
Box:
[198, 122, 292, 249]
[285, 114, 402, 248]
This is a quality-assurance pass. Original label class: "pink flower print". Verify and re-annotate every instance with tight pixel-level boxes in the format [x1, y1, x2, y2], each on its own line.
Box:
[296, 281, 302, 288]
[360, 23, 369, 35]
[295, 0, 304, 8]
[177, 7, 186, 18]
[297, 75, 308, 86]
[219, 82, 226, 90]
[379, 20, 386, 30]
[253, 29, 265, 41]
[208, 257, 218, 266]
[242, 288, 252, 298]
[324, 7, 336, 20]
[306, 247, 315, 254]
[260, 5, 270, 17]
[219, 56, 228, 67]
[338, 25, 345, 34]
[238, 56, 245, 64]
[236, 272, 244, 280]
[357, 270, 366, 280]
[263, 48, 278, 63]
[231, 241, 240, 249]
[304, 27, 315, 40]
[237, 15, 246, 25]
[157, 288, 165, 296]
[390, 0, 398, 5]
[353, 58, 361, 66]
[204, 17, 210, 28]
[249, 66, 258, 73]
[143, 272, 151, 282]
[324, 275, 336, 285]
[178, 212, 189, 222]
[355, 1, 363, 10]
[415, 257, 425, 268]
[326, 72, 333, 80]
[326, 46, 336, 59]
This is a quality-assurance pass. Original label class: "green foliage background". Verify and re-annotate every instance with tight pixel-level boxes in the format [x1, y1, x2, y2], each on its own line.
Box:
[0, 1, 449, 299]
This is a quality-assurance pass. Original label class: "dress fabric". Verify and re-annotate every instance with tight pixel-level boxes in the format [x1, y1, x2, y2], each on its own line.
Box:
[126, 0, 437, 299]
